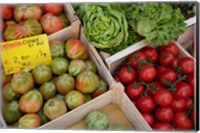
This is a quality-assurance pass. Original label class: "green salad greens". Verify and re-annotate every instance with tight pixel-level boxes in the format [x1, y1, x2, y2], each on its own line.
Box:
[123, 3, 186, 46]
[76, 4, 129, 49]
[74, 3, 187, 54]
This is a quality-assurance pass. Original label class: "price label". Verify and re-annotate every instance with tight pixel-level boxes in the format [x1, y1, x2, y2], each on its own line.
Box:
[1, 34, 52, 75]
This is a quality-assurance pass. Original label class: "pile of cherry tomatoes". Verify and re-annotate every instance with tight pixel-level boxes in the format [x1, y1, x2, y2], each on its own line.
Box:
[114, 42, 195, 131]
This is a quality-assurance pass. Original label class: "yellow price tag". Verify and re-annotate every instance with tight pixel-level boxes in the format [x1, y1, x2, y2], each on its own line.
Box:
[1, 34, 52, 75]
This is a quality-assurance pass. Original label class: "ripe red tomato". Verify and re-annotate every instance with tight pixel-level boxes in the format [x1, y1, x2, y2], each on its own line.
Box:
[147, 81, 164, 96]
[43, 4, 63, 16]
[152, 123, 172, 131]
[156, 66, 167, 75]
[172, 112, 193, 129]
[158, 51, 175, 67]
[139, 65, 157, 83]
[171, 99, 186, 112]
[158, 69, 178, 85]
[178, 57, 195, 75]
[128, 51, 147, 68]
[0, 19, 5, 33]
[142, 113, 155, 126]
[119, 66, 136, 84]
[1, 5, 13, 20]
[159, 42, 179, 57]
[136, 96, 156, 113]
[125, 82, 145, 99]
[185, 98, 194, 108]
[155, 107, 174, 122]
[174, 81, 192, 100]
[141, 47, 158, 63]
[171, 58, 179, 70]
[187, 74, 195, 97]
[154, 89, 173, 106]
[190, 109, 195, 125]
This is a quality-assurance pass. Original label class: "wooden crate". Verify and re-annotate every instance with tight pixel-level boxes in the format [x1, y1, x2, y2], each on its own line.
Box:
[39, 83, 152, 131]
[63, 3, 79, 24]
[177, 23, 196, 58]
[0, 16, 116, 128]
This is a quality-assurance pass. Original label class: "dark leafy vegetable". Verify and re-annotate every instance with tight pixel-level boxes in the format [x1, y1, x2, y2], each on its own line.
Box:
[171, 3, 196, 19]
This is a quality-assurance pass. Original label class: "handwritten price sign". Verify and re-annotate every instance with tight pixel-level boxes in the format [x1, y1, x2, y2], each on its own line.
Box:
[1, 34, 52, 75]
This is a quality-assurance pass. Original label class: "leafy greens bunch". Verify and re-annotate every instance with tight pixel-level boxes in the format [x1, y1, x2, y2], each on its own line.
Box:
[123, 3, 186, 46]
[75, 4, 129, 49]
[75, 3, 187, 55]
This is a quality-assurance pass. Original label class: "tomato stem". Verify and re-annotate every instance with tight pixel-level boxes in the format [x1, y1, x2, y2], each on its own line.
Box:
[185, 105, 194, 117]
[141, 81, 156, 96]
[169, 75, 188, 92]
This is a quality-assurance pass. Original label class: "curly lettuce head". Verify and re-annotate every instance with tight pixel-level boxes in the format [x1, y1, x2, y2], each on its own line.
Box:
[81, 4, 128, 49]
[124, 3, 186, 46]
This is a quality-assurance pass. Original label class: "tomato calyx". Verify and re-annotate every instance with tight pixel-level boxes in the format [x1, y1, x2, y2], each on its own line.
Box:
[137, 60, 153, 71]
[133, 81, 140, 89]
[141, 81, 157, 96]
[128, 65, 134, 72]
[185, 105, 194, 118]
[168, 74, 187, 92]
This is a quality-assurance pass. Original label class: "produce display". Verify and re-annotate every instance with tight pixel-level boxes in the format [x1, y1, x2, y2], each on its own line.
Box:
[73, 3, 193, 55]
[0, 2, 196, 131]
[0, 4, 70, 41]
[1, 38, 108, 128]
[114, 42, 195, 131]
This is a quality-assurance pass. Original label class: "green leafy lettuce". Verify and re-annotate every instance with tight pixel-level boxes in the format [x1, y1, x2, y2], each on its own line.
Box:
[75, 4, 129, 49]
[123, 3, 186, 46]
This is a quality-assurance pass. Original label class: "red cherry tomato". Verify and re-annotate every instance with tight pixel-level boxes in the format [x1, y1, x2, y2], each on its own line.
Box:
[128, 51, 147, 68]
[158, 69, 178, 85]
[141, 47, 158, 63]
[171, 58, 179, 70]
[156, 66, 167, 75]
[139, 65, 157, 83]
[125, 82, 145, 100]
[142, 113, 155, 126]
[185, 98, 194, 108]
[172, 112, 193, 130]
[171, 99, 186, 112]
[155, 107, 174, 122]
[119, 66, 136, 84]
[154, 89, 173, 106]
[147, 81, 164, 96]
[159, 42, 179, 57]
[174, 81, 192, 100]
[158, 51, 175, 67]
[187, 74, 195, 97]
[136, 96, 156, 113]
[190, 109, 195, 125]
[178, 57, 195, 75]
[152, 123, 173, 131]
